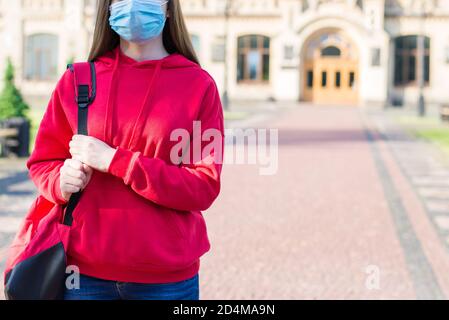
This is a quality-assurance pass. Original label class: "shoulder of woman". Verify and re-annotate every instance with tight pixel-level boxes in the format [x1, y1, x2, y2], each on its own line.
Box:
[54, 68, 75, 97]
[187, 64, 218, 92]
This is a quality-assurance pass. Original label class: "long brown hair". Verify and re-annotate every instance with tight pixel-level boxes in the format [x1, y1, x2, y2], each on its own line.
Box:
[88, 0, 200, 65]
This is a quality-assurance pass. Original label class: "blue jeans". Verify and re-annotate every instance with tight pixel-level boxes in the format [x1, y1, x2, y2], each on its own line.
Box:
[64, 273, 200, 300]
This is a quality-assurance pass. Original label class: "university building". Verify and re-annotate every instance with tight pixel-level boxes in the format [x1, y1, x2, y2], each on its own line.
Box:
[0, 0, 448, 108]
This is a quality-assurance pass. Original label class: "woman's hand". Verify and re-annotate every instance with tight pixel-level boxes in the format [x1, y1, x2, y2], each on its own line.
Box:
[59, 159, 93, 202]
[69, 135, 117, 173]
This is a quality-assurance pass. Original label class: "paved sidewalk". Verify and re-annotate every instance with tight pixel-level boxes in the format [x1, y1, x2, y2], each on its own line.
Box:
[2, 104, 449, 299]
[201, 104, 449, 299]
[368, 110, 449, 248]
[0, 158, 34, 299]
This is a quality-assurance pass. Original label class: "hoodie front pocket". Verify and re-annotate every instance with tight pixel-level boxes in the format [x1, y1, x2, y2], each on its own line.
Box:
[69, 206, 190, 272]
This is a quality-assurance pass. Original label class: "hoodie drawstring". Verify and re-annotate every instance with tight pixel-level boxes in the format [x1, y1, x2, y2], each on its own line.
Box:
[104, 48, 164, 150]
[104, 48, 120, 145]
[127, 60, 163, 151]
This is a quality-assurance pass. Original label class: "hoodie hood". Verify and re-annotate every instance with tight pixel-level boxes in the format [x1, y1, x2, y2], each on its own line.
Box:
[96, 45, 198, 70]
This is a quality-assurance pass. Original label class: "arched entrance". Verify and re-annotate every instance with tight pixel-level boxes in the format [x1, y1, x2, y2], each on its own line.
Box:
[302, 30, 359, 105]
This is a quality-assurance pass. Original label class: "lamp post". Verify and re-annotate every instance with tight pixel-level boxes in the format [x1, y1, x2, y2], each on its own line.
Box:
[222, 0, 232, 111]
[417, 1, 427, 117]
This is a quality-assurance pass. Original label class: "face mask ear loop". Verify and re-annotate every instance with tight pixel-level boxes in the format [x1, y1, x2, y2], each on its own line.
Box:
[110, 0, 131, 11]
[162, 1, 169, 20]
[134, 0, 168, 5]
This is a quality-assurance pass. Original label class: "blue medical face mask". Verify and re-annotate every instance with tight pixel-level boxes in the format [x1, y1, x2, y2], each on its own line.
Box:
[109, 0, 168, 42]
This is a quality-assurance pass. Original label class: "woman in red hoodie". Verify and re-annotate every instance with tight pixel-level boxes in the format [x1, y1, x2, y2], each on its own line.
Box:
[26, 0, 224, 300]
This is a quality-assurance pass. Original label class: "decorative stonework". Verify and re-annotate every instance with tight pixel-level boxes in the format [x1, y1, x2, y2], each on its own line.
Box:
[22, 0, 64, 10]
[183, 0, 282, 16]
[305, 0, 364, 11]
[305, 31, 358, 60]
[385, 0, 441, 16]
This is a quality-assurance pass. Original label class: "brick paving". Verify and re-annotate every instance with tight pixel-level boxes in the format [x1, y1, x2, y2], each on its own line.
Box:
[368, 111, 449, 247]
[2, 104, 449, 299]
[200, 105, 449, 299]
[0, 158, 33, 299]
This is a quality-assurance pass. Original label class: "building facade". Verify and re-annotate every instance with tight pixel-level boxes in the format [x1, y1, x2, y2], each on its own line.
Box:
[0, 0, 448, 108]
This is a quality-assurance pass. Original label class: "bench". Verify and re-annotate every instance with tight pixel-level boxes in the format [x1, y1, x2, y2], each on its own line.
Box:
[0, 118, 30, 157]
[0, 128, 20, 156]
[441, 104, 449, 122]
[0, 128, 19, 138]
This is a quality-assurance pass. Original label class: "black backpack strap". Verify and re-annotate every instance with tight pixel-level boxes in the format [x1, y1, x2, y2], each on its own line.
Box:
[63, 62, 96, 227]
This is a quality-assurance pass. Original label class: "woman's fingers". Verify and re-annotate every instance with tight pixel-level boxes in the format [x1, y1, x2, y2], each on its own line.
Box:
[64, 175, 85, 188]
[60, 159, 94, 201]
[60, 159, 91, 189]
[61, 183, 81, 194]
[64, 165, 87, 182]
[66, 159, 84, 171]
[69, 146, 82, 158]
[83, 163, 93, 173]
[82, 164, 94, 185]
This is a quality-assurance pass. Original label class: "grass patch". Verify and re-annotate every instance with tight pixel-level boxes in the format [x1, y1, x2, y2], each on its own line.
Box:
[395, 115, 441, 127]
[393, 114, 449, 156]
[415, 128, 449, 156]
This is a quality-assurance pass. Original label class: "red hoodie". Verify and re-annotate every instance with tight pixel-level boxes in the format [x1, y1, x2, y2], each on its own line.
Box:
[26, 46, 224, 284]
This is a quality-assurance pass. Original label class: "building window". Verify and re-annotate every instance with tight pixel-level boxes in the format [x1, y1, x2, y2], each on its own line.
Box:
[371, 48, 381, 66]
[394, 35, 430, 86]
[335, 71, 341, 88]
[349, 71, 356, 89]
[190, 34, 200, 55]
[321, 46, 341, 57]
[237, 35, 270, 82]
[24, 34, 59, 81]
[211, 36, 226, 63]
[321, 71, 327, 87]
[307, 70, 314, 88]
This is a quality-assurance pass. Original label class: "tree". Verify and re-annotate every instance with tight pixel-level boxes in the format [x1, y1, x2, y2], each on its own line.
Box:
[0, 58, 30, 120]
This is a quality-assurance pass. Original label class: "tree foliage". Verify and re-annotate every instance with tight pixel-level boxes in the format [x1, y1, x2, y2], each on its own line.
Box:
[0, 58, 30, 120]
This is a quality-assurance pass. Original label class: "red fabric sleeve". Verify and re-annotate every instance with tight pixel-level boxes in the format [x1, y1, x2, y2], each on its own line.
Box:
[26, 71, 74, 205]
[107, 79, 225, 212]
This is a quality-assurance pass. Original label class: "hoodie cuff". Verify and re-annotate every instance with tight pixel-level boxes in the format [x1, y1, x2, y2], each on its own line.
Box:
[53, 173, 69, 205]
[107, 146, 139, 183]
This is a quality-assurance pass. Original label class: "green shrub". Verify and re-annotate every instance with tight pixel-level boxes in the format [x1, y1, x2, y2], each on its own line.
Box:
[0, 58, 30, 120]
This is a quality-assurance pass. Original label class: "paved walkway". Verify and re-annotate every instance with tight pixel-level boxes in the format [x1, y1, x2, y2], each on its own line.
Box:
[2, 104, 449, 299]
[201, 104, 449, 299]
[0, 157, 33, 299]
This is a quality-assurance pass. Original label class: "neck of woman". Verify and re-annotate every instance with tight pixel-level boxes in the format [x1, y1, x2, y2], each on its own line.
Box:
[120, 37, 170, 62]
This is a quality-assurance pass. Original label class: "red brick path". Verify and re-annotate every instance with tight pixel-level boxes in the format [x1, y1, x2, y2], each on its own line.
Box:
[200, 105, 449, 299]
